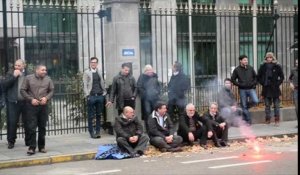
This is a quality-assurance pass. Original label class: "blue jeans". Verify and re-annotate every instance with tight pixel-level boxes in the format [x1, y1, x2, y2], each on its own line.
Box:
[87, 95, 105, 134]
[264, 97, 280, 118]
[239, 89, 259, 124]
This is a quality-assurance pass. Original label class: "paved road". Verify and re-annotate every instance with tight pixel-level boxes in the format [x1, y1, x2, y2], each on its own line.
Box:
[0, 141, 297, 175]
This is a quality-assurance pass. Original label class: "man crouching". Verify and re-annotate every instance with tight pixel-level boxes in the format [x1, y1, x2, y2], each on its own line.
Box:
[114, 106, 149, 158]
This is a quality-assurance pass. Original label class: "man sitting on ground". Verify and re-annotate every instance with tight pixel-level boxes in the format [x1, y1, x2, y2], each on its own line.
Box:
[148, 101, 183, 152]
[177, 103, 213, 149]
[114, 106, 149, 158]
[203, 102, 229, 147]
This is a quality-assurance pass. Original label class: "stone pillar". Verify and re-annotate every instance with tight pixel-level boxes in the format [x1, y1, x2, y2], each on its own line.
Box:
[216, 0, 240, 84]
[151, 0, 177, 83]
[103, 0, 140, 123]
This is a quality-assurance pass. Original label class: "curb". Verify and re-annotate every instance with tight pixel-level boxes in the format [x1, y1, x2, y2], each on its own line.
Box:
[0, 152, 96, 169]
[0, 133, 298, 169]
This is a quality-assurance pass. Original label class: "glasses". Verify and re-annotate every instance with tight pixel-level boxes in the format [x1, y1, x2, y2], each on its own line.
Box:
[90, 62, 98, 63]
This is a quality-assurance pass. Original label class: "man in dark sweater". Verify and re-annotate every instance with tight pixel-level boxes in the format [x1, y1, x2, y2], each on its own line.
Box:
[231, 55, 259, 125]
[83, 57, 107, 139]
[107, 62, 137, 115]
[257, 52, 284, 126]
[2, 59, 28, 149]
[114, 106, 149, 158]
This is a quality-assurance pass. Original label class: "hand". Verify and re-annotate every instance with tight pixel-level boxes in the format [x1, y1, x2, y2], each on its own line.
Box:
[231, 105, 237, 112]
[129, 136, 138, 143]
[31, 99, 40, 106]
[131, 97, 135, 100]
[165, 135, 173, 143]
[219, 122, 226, 130]
[40, 97, 48, 105]
[188, 132, 195, 142]
[207, 131, 213, 138]
[290, 83, 295, 90]
[13, 70, 21, 77]
[105, 101, 113, 107]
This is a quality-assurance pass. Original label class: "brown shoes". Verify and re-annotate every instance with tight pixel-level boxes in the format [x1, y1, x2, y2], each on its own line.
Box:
[39, 148, 47, 153]
[27, 148, 36, 156]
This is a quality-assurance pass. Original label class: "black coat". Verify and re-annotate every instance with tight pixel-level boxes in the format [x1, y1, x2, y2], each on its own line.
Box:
[109, 73, 137, 110]
[177, 112, 213, 137]
[2, 70, 27, 102]
[147, 111, 175, 139]
[231, 65, 257, 89]
[114, 115, 144, 139]
[202, 111, 226, 127]
[257, 63, 284, 98]
[168, 72, 190, 100]
[137, 73, 161, 101]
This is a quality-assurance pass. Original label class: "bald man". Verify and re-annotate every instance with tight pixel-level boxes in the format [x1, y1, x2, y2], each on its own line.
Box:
[2, 59, 28, 149]
[114, 106, 149, 158]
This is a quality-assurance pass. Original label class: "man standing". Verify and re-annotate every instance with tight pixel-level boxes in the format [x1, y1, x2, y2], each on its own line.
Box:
[231, 55, 259, 125]
[289, 59, 298, 127]
[148, 101, 183, 152]
[203, 102, 229, 147]
[2, 59, 28, 149]
[83, 57, 107, 139]
[114, 106, 149, 158]
[168, 61, 190, 123]
[107, 63, 137, 115]
[177, 103, 213, 149]
[137, 64, 161, 132]
[21, 65, 54, 155]
[257, 52, 284, 126]
[217, 78, 242, 127]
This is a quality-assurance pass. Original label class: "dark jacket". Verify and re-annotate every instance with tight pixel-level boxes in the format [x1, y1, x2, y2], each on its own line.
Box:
[178, 111, 213, 137]
[217, 87, 237, 109]
[289, 67, 298, 89]
[109, 72, 137, 110]
[231, 65, 257, 89]
[114, 115, 144, 140]
[137, 73, 161, 100]
[147, 111, 175, 139]
[0, 81, 5, 108]
[168, 72, 190, 99]
[257, 62, 284, 97]
[2, 70, 27, 102]
[203, 111, 226, 128]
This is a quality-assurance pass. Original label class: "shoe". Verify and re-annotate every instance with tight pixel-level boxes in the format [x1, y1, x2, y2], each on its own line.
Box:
[200, 144, 208, 149]
[167, 147, 182, 152]
[39, 148, 47, 153]
[136, 150, 144, 156]
[8, 142, 14, 149]
[130, 153, 141, 158]
[160, 148, 167, 153]
[220, 141, 230, 147]
[27, 148, 36, 156]
[265, 118, 271, 124]
[214, 142, 222, 148]
[274, 116, 280, 127]
[89, 132, 96, 139]
[95, 132, 101, 138]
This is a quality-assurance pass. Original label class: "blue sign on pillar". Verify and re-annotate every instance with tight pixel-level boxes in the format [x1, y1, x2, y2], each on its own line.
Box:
[122, 49, 135, 56]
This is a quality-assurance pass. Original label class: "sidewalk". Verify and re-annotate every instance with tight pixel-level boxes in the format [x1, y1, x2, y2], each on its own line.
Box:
[0, 120, 298, 169]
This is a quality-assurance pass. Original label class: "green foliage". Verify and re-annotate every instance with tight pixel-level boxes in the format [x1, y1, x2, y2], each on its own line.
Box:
[63, 72, 87, 125]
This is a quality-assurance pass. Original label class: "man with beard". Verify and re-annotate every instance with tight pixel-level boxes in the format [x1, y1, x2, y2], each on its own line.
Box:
[21, 65, 54, 155]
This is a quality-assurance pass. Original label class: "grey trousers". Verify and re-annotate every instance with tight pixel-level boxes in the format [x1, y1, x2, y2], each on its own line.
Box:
[150, 135, 183, 149]
[116, 134, 149, 155]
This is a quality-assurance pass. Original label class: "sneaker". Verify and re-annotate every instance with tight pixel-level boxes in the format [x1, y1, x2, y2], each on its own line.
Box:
[95, 132, 101, 138]
[39, 148, 47, 153]
[8, 142, 14, 149]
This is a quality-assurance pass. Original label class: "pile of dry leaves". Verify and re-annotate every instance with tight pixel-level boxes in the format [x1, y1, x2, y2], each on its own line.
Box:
[143, 135, 297, 157]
